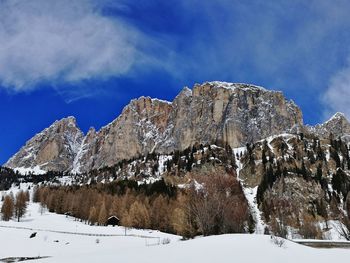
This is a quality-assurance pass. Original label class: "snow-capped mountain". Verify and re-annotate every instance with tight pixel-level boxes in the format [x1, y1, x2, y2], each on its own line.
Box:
[4, 81, 321, 173]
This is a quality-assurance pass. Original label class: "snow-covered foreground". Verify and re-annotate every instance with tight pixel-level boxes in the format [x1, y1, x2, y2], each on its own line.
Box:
[0, 203, 350, 262]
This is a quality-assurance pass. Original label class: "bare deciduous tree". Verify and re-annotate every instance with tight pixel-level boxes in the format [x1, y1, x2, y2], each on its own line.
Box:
[15, 191, 28, 222]
[1, 195, 14, 221]
[127, 200, 150, 229]
[189, 174, 249, 236]
[98, 202, 108, 226]
[299, 214, 322, 239]
[88, 206, 98, 225]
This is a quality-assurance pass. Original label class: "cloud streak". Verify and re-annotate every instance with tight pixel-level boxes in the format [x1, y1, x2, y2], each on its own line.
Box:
[0, 0, 141, 90]
[322, 60, 350, 120]
[2, 0, 350, 122]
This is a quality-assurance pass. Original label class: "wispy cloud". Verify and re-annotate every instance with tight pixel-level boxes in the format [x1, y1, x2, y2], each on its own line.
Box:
[0, 0, 142, 90]
[322, 59, 350, 120]
[2, 0, 350, 120]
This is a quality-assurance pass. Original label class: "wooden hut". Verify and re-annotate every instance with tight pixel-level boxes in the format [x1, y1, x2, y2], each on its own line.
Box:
[106, 216, 120, 226]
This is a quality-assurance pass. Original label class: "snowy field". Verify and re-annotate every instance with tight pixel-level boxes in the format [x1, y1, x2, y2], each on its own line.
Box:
[1, 187, 350, 262]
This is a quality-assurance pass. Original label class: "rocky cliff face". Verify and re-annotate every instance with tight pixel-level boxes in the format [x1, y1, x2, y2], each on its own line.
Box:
[74, 97, 174, 172]
[76, 82, 303, 172]
[237, 130, 350, 237]
[6, 117, 84, 172]
[6, 81, 304, 173]
[167, 82, 302, 151]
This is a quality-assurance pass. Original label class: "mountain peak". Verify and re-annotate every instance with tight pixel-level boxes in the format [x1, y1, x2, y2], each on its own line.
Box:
[327, 112, 348, 123]
[5, 115, 84, 172]
[308, 112, 350, 139]
[203, 81, 268, 91]
[49, 116, 79, 131]
[53, 116, 76, 124]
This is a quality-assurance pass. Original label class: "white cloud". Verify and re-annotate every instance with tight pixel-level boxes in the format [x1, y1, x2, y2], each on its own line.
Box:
[3, 0, 350, 115]
[322, 62, 350, 120]
[0, 0, 141, 90]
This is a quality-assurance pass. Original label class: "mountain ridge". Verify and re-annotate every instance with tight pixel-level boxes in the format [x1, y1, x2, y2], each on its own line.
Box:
[6, 81, 346, 174]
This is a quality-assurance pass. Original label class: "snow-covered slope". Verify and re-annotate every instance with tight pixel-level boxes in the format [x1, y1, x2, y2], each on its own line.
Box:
[0, 201, 350, 263]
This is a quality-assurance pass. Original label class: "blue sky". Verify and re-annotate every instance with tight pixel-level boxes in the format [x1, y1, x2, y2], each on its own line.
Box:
[1, 0, 350, 164]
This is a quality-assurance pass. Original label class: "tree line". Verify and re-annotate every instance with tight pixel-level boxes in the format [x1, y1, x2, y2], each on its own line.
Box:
[32, 175, 251, 239]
